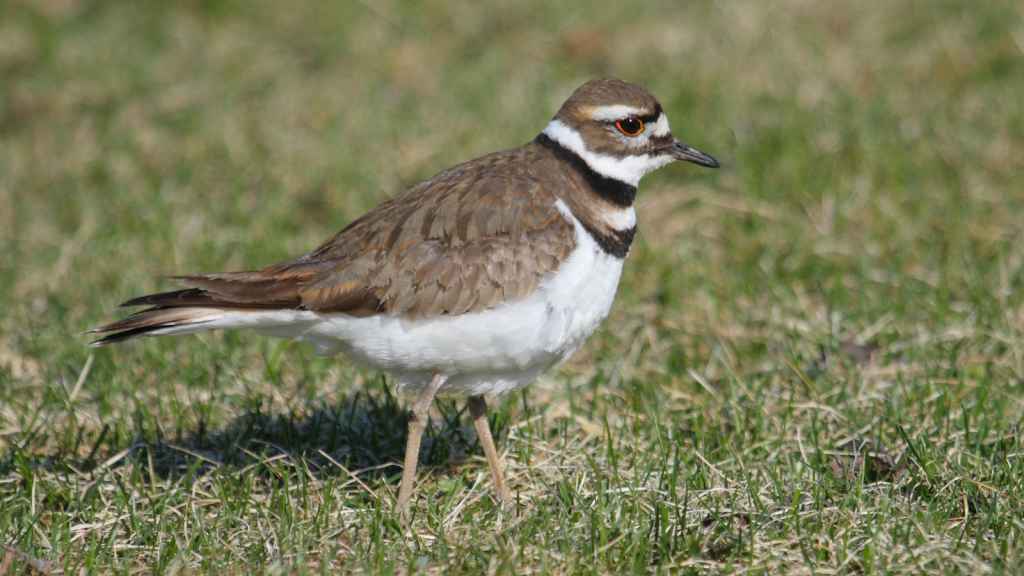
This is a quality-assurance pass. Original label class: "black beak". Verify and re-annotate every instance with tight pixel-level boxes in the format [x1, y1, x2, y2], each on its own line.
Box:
[662, 140, 719, 168]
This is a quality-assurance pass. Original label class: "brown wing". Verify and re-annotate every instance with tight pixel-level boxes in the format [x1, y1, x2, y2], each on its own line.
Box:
[133, 142, 577, 321]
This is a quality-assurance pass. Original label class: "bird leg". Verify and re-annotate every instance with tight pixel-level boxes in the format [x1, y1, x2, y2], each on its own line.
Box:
[397, 373, 447, 517]
[468, 395, 510, 503]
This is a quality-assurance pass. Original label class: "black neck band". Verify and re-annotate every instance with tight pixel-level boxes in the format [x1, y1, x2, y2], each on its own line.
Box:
[580, 223, 636, 259]
[536, 132, 638, 258]
[535, 133, 638, 208]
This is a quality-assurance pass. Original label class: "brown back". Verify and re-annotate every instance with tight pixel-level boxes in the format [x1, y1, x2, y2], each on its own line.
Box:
[140, 141, 579, 320]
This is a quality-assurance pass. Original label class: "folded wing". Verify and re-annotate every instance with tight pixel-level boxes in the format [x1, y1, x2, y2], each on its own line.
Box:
[89, 144, 577, 344]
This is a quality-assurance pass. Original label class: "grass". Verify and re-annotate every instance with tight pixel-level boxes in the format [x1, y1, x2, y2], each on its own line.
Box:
[2, 0, 1024, 572]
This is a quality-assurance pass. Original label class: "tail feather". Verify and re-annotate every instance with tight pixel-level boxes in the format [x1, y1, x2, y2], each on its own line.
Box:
[88, 267, 319, 346]
[120, 288, 298, 310]
[87, 307, 223, 346]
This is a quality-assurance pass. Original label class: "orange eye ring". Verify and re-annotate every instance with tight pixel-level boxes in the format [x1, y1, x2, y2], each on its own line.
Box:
[615, 117, 644, 136]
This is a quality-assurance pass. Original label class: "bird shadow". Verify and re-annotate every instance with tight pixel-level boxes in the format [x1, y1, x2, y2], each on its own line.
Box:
[3, 382, 508, 492]
[132, 385, 508, 486]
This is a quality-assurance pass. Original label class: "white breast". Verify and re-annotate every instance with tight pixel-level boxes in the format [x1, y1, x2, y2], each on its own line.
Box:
[212, 201, 625, 396]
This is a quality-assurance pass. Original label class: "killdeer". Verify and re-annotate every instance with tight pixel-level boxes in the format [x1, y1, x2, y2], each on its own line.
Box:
[88, 77, 718, 515]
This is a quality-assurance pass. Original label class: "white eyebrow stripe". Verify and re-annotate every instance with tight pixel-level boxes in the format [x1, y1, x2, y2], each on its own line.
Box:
[585, 104, 645, 122]
[651, 113, 671, 137]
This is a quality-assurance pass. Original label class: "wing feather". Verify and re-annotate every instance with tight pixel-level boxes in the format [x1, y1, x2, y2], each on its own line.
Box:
[117, 142, 577, 322]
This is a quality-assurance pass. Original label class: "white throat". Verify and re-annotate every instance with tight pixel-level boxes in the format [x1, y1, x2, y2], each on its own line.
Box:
[542, 119, 674, 187]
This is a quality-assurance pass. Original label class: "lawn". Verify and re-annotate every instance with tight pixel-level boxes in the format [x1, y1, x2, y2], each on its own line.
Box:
[2, 0, 1024, 573]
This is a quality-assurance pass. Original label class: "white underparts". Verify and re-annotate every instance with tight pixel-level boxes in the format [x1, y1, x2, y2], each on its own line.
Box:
[139, 205, 624, 397]
[542, 119, 674, 187]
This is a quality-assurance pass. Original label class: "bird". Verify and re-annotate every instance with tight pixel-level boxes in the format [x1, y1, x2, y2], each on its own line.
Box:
[87, 77, 719, 516]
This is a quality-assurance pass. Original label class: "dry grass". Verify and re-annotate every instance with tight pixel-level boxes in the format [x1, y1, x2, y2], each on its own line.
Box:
[2, 0, 1024, 573]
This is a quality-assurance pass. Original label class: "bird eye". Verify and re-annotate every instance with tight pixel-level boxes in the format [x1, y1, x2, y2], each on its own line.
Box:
[615, 117, 644, 136]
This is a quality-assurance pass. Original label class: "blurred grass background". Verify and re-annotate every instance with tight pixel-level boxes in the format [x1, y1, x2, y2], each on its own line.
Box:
[2, 0, 1024, 573]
